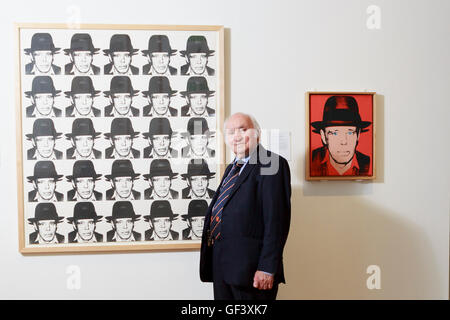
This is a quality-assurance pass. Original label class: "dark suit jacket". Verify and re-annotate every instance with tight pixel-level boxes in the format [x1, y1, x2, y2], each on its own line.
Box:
[68, 230, 103, 243]
[180, 105, 215, 117]
[27, 147, 63, 160]
[67, 189, 103, 201]
[29, 231, 64, 244]
[65, 105, 101, 117]
[142, 64, 177, 75]
[28, 190, 63, 202]
[26, 105, 62, 118]
[182, 187, 215, 199]
[66, 147, 102, 160]
[200, 144, 291, 287]
[104, 104, 139, 117]
[180, 64, 215, 76]
[144, 187, 179, 200]
[25, 63, 61, 75]
[104, 63, 139, 75]
[181, 146, 215, 158]
[105, 146, 140, 159]
[144, 228, 179, 241]
[106, 188, 141, 200]
[107, 230, 141, 242]
[310, 146, 370, 176]
[64, 63, 100, 75]
[142, 105, 178, 117]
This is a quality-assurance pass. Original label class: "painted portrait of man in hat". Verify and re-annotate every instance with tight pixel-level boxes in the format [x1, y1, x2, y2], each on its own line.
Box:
[105, 160, 141, 201]
[144, 200, 179, 241]
[66, 160, 103, 201]
[66, 118, 102, 160]
[27, 161, 64, 202]
[25, 76, 62, 118]
[68, 202, 103, 243]
[104, 76, 140, 117]
[26, 119, 63, 160]
[180, 35, 215, 76]
[182, 159, 216, 199]
[64, 33, 100, 75]
[181, 117, 215, 158]
[182, 200, 207, 240]
[28, 203, 64, 244]
[142, 76, 178, 117]
[105, 118, 140, 159]
[106, 201, 141, 242]
[143, 118, 178, 159]
[65, 76, 101, 117]
[142, 35, 177, 76]
[143, 159, 179, 200]
[180, 76, 215, 117]
[103, 34, 139, 75]
[24, 33, 61, 75]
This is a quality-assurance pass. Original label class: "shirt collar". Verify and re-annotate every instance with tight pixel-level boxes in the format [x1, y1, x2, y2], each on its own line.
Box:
[322, 149, 360, 175]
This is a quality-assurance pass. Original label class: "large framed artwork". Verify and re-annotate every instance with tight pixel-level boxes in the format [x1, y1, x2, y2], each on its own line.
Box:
[15, 23, 225, 254]
[306, 92, 376, 181]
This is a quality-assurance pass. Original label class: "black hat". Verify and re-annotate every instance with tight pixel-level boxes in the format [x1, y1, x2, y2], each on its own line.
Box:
[144, 200, 178, 221]
[27, 161, 63, 182]
[28, 202, 64, 224]
[142, 35, 177, 56]
[104, 76, 139, 96]
[106, 201, 140, 222]
[103, 34, 139, 55]
[143, 159, 178, 180]
[104, 118, 139, 139]
[67, 202, 102, 223]
[26, 118, 62, 140]
[181, 200, 208, 220]
[142, 76, 177, 97]
[143, 118, 173, 138]
[105, 159, 140, 180]
[66, 160, 102, 181]
[25, 76, 61, 97]
[181, 159, 215, 179]
[180, 36, 214, 57]
[24, 33, 60, 54]
[181, 117, 214, 137]
[64, 33, 99, 54]
[65, 76, 100, 97]
[180, 76, 215, 96]
[65, 118, 101, 139]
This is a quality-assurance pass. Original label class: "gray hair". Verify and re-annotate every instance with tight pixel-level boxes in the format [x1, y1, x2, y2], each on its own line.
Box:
[223, 112, 261, 141]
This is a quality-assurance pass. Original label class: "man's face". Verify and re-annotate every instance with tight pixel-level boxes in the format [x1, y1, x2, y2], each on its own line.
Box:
[113, 135, 132, 157]
[150, 93, 170, 115]
[151, 176, 171, 198]
[189, 175, 208, 197]
[114, 218, 134, 240]
[35, 220, 57, 242]
[150, 135, 171, 156]
[72, 51, 93, 73]
[189, 216, 205, 238]
[321, 126, 359, 165]
[150, 52, 170, 74]
[34, 136, 55, 158]
[113, 176, 133, 199]
[188, 134, 208, 156]
[111, 51, 131, 73]
[188, 53, 208, 74]
[74, 177, 94, 199]
[73, 93, 94, 115]
[32, 50, 53, 73]
[151, 217, 171, 239]
[225, 114, 258, 158]
[34, 178, 56, 200]
[33, 93, 54, 116]
[75, 219, 95, 241]
[188, 93, 208, 115]
[73, 135, 94, 158]
[112, 93, 132, 115]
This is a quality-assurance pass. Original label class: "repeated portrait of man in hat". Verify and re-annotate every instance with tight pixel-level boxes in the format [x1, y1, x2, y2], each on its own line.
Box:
[105, 118, 140, 159]
[24, 33, 61, 75]
[143, 159, 179, 200]
[66, 160, 103, 201]
[25, 76, 62, 118]
[67, 202, 103, 243]
[104, 76, 140, 117]
[106, 201, 141, 242]
[103, 34, 139, 75]
[66, 118, 102, 160]
[65, 76, 101, 117]
[181, 200, 207, 240]
[27, 161, 64, 202]
[28, 203, 64, 244]
[180, 35, 215, 76]
[105, 160, 141, 201]
[142, 76, 178, 117]
[310, 96, 372, 176]
[181, 117, 215, 158]
[144, 200, 179, 241]
[181, 159, 216, 199]
[142, 35, 177, 76]
[180, 76, 215, 117]
[64, 33, 100, 75]
[26, 118, 63, 160]
[143, 118, 177, 159]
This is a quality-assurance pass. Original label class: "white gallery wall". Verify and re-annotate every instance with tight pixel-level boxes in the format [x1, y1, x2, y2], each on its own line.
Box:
[0, 0, 448, 299]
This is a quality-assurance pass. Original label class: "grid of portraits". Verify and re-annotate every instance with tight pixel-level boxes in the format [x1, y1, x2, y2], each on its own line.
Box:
[19, 27, 222, 249]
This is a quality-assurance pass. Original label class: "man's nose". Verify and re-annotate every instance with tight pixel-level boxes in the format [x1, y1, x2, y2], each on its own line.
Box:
[340, 134, 348, 145]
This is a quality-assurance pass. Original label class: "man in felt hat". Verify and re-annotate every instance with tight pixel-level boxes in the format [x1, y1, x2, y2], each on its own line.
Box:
[68, 202, 103, 243]
[143, 118, 178, 159]
[25, 76, 62, 118]
[142, 76, 178, 117]
[28, 203, 64, 244]
[24, 33, 61, 75]
[66, 118, 102, 159]
[105, 118, 140, 159]
[103, 34, 139, 75]
[65, 76, 101, 117]
[180, 76, 215, 117]
[310, 95, 372, 176]
[66, 160, 103, 201]
[182, 158, 215, 199]
[142, 35, 177, 75]
[182, 200, 207, 240]
[144, 200, 179, 241]
[143, 159, 179, 200]
[104, 76, 140, 117]
[26, 118, 63, 160]
[105, 160, 141, 200]
[106, 201, 141, 242]
[181, 117, 215, 158]
[64, 33, 100, 75]
[180, 35, 215, 76]
[27, 161, 64, 202]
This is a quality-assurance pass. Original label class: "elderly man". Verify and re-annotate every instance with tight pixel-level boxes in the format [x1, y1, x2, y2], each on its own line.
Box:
[64, 33, 100, 75]
[200, 112, 291, 300]
[24, 33, 61, 75]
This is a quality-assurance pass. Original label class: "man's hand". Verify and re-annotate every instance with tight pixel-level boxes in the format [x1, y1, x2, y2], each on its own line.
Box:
[253, 271, 274, 290]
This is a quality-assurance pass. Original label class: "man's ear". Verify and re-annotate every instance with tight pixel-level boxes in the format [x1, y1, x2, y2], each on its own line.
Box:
[320, 129, 327, 146]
